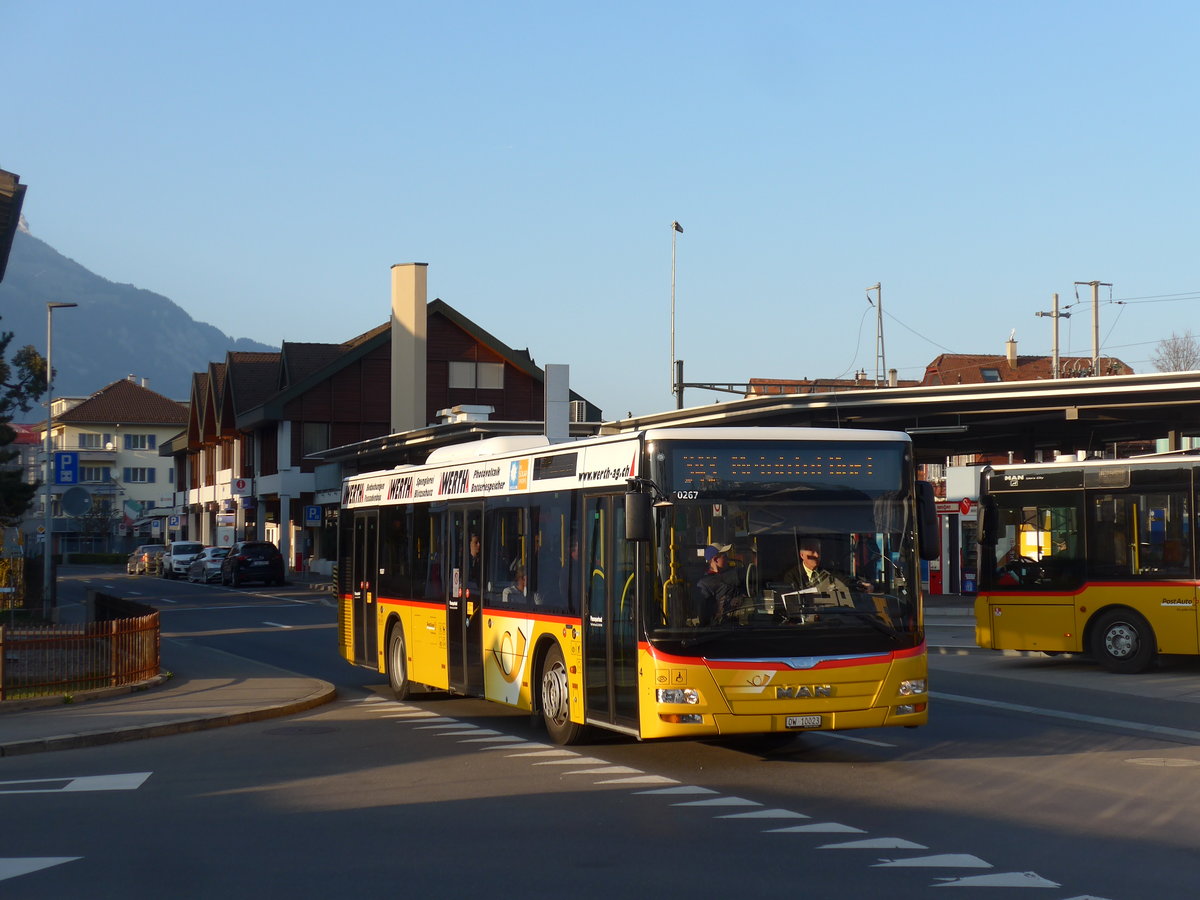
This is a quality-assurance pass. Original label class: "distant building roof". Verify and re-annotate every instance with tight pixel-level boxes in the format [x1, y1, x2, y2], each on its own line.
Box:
[922, 353, 1134, 385]
[55, 376, 189, 425]
[747, 375, 921, 396]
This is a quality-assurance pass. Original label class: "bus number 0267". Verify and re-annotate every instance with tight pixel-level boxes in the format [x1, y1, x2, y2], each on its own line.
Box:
[675, 490, 699, 500]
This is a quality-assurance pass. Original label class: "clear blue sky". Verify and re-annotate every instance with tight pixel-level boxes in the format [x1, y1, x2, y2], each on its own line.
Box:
[7, 1, 1199, 418]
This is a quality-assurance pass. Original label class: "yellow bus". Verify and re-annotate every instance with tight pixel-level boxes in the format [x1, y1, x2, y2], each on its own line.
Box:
[338, 426, 937, 743]
[976, 455, 1200, 673]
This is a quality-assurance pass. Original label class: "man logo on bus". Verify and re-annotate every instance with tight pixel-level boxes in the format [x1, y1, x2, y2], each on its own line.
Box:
[775, 684, 833, 699]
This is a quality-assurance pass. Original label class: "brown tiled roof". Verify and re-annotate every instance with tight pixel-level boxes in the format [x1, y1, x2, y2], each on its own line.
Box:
[747, 376, 921, 395]
[922, 353, 1134, 385]
[56, 377, 188, 425]
[281, 342, 350, 387]
[225, 352, 281, 415]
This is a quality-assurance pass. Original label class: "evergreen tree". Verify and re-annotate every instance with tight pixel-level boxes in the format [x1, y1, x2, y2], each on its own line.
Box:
[0, 323, 46, 526]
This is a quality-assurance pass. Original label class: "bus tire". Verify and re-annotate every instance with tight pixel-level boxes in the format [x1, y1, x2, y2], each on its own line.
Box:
[387, 623, 413, 700]
[540, 644, 584, 745]
[1090, 608, 1156, 674]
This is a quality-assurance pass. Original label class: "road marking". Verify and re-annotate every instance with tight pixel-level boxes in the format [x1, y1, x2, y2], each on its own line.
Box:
[765, 822, 866, 833]
[875, 853, 990, 868]
[673, 796, 762, 807]
[718, 809, 810, 819]
[815, 732, 897, 747]
[263, 621, 292, 629]
[934, 691, 1200, 742]
[932, 871, 1062, 888]
[819, 837, 926, 849]
[0, 772, 152, 794]
[0, 858, 81, 882]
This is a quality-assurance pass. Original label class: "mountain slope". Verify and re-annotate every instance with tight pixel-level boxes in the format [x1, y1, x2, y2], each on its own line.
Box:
[0, 228, 277, 401]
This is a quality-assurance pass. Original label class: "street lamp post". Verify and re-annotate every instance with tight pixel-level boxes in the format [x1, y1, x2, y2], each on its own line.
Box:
[670, 220, 683, 407]
[42, 301, 77, 619]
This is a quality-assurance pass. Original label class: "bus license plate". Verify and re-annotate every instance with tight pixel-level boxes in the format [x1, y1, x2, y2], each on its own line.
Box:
[786, 715, 822, 729]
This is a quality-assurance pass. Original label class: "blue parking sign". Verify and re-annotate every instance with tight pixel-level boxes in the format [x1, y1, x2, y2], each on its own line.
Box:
[54, 452, 79, 485]
[304, 505, 322, 526]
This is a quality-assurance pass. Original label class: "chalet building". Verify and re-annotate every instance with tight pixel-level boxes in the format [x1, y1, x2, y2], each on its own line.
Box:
[164, 263, 601, 575]
[24, 377, 189, 553]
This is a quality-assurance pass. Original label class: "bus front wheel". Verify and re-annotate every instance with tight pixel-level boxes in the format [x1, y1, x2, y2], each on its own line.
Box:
[387, 624, 413, 700]
[1090, 609, 1156, 674]
[540, 644, 584, 745]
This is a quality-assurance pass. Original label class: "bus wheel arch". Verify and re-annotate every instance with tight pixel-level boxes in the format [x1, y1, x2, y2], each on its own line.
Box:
[1087, 606, 1157, 674]
[537, 640, 585, 745]
[385, 617, 413, 700]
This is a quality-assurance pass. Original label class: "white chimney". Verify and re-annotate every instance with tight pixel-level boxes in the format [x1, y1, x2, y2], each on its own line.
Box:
[1006, 330, 1018, 368]
[390, 263, 428, 433]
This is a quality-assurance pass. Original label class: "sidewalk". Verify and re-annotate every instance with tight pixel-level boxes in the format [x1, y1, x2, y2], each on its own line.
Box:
[0, 571, 338, 757]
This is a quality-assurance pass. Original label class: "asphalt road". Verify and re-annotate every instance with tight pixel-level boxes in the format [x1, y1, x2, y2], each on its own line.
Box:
[3, 572, 1198, 899]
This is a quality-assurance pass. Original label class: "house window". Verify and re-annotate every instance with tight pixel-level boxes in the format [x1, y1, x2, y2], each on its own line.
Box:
[449, 361, 505, 390]
[302, 423, 331, 457]
[80, 466, 111, 483]
[123, 467, 157, 483]
[78, 432, 112, 449]
[124, 434, 158, 451]
[980, 368, 1002, 383]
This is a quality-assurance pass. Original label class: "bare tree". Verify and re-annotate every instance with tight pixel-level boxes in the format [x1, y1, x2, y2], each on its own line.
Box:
[1151, 330, 1200, 372]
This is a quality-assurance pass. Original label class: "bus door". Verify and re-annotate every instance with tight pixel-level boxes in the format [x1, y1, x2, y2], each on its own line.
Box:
[351, 510, 379, 667]
[582, 494, 639, 731]
[447, 504, 485, 695]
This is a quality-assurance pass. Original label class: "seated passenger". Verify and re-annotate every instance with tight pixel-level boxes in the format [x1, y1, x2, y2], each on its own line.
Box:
[695, 543, 745, 624]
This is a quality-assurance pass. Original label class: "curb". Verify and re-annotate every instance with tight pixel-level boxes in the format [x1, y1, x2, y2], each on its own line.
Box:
[0, 673, 172, 715]
[0, 681, 337, 757]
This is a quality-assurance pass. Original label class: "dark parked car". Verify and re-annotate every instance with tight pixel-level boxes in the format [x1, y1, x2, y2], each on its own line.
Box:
[220, 540, 285, 587]
[186, 546, 229, 583]
[126, 543, 163, 575]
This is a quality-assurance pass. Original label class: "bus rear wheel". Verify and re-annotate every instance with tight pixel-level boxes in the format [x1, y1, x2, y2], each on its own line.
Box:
[1090, 609, 1156, 674]
[540, 644, 584, 745]
[387, 624, 413, 700]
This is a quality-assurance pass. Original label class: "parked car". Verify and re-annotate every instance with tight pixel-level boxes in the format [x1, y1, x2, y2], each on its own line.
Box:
[186, 546, 229, 583]
[126, 543, 163, 575]
[220, 540, 285, 587]
[161, 541, 205, 579]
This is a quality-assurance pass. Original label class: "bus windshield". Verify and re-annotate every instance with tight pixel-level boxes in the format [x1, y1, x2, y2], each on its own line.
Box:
[644, 440, 921, 656]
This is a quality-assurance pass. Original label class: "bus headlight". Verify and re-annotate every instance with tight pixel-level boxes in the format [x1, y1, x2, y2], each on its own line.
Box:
[898, 679, 927, 697]
[656, 688, 700, 705]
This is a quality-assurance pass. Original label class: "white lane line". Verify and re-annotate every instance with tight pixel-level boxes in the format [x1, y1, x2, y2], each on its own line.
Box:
[0, 858, 81, 882]
[765, 823, 866, 834]
[875, 853, 990, 868]
[458, 736, 522, 744]
[262, 621, 292, 629]
[635, 786, 718, 796]
[533, 757, 609, 766]
[0, 773, 152, 794]
[476, 743, 537, 751]
[818, 837, 926, 850]
[673, 796, 762, 808]
[934, 691, 1200, 742]
[560, 766, 645, 776]
[933, 872, 1062, 888]
[595, 775, 679, 785]
[414, 722, 469, 729]
[718, 809, 810, 820]
[507, 749, 580, 758]
[814, 732, 897, 747]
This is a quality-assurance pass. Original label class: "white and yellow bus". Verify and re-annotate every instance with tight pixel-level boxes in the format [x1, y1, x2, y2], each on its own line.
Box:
[338, 426, 937, 743]
[977, 455, 1200, 673]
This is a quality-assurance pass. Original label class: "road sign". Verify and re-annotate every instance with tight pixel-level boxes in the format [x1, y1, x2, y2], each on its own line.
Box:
[304, 505, 322, 526]
[54, 451, 79, 485]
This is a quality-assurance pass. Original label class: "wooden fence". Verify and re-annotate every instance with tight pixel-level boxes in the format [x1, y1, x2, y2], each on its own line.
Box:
[0, 606, 160, 701]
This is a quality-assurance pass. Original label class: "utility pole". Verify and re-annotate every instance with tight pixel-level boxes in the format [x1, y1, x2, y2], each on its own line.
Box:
[1075, 280, 1111, 375]
[1034, 293, 1069, 378]
[867, 283, 885, 386]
